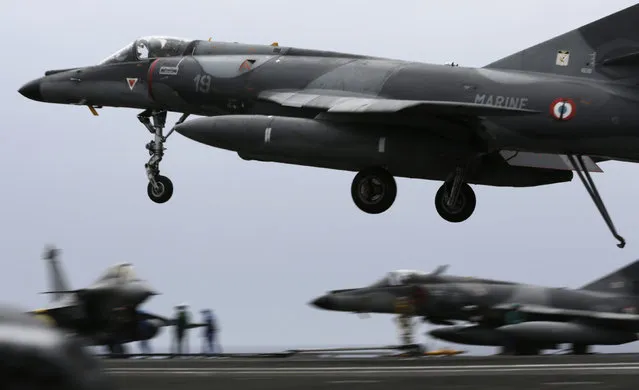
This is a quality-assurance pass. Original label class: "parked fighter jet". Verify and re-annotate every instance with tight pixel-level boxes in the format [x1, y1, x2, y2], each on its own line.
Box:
[29, 246, 167, 355]
[310, 261, 639, 355]
[18, 5, 639, 247]
[311, 267, 519, 325]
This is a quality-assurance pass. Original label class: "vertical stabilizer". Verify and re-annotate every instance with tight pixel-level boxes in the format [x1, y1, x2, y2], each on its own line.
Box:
[484, 4, 639, 81]
[579, 260, 639, 296]
[42, 245, 71, 302]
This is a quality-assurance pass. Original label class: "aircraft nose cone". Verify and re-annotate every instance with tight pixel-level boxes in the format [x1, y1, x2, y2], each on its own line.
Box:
[309, 295, 335, 310]
[18, 79, 43, 101]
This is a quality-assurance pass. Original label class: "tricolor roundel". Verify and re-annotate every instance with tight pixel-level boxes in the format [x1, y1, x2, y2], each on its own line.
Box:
[550, 98, 576, 121]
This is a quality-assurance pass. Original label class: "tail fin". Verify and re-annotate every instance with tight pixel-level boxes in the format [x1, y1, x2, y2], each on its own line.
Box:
[579, 259, 639, 296]
[484, 4, 639, 81]
[42, 245, 72, 302]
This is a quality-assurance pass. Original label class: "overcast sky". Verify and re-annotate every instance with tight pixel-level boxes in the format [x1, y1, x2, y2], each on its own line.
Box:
[2, 0, 639, 355]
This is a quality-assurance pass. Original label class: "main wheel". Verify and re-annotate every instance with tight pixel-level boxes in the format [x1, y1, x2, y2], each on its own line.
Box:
[435, 182, 476, 222]
[147, 175, 174, 203]
[351, 167, 397, 214]
[572, 343, 589, 355]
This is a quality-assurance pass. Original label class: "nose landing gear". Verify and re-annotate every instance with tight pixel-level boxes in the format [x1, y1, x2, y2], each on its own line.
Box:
[137, 110, 189, 203]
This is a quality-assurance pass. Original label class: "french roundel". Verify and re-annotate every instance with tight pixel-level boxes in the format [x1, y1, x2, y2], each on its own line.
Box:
[550, 98, 576, 121]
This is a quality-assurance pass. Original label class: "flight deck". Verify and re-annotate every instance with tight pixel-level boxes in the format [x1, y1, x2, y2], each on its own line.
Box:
[103, 353, 639, 390]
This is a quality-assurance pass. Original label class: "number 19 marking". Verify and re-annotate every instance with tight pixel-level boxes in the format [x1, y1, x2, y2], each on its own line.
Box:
[194, 74, 212, 93]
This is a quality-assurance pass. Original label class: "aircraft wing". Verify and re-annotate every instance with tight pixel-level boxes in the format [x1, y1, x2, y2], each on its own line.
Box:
[139, 312, 207, 329]
[258, 90, 603, 174]
[28, 301, 82, 325]
[258, 90, 541, 116]
[137, 311, 170, 324]
[498, 151, 603, 173]
[492, 303, 639, 325]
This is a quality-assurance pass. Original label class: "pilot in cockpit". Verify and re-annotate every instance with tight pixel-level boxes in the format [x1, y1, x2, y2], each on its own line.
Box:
[99, 36, 192, 65]
[368, 270, 425, 288]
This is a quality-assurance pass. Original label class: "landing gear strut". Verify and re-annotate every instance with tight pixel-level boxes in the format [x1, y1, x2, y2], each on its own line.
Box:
[435, 167, 476, 223]
[566, 155, 625, 248]
[351, 167, 397, 214]
[137, 110, 189, 203]
[395, 314, 416, 346]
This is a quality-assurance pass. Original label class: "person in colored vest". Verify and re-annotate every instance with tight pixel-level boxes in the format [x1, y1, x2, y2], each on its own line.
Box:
[201, 309, 221, 355]
[172, 303, 191, 356]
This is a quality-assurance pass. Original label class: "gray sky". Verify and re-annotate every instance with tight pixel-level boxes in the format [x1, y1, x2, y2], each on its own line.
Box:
[2, 0, 639, 355]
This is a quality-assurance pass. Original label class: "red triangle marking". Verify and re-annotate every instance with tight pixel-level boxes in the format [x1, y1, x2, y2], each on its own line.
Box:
[127, 78, 138, 90]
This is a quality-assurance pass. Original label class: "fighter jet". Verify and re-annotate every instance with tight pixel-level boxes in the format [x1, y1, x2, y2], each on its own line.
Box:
[310, 260, 639, 355]
[18, 5, 639, 247]
[29, 246, 166, 355]
[311, 267, 520, 323]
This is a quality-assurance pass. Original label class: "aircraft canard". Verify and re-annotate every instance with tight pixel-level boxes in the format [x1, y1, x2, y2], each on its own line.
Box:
[474, 93, 529, 110]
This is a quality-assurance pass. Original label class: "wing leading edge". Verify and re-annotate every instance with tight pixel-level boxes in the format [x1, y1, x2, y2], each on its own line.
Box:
[258, 90, 541, 116]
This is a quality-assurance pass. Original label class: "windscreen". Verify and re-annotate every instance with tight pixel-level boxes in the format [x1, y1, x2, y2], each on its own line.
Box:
[97, 263, 137, 282]
[369, 270, 427, 287]
[99, 36, 193, 65]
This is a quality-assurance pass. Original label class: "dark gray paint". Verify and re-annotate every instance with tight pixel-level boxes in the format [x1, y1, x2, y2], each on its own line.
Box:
[17, 4, 639, 247]
[309, 260, 639, 354]
[31, 246, 167, 349]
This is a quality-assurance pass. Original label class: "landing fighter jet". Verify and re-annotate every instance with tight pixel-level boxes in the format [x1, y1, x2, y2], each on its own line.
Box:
[30, 246, 167, 355]
[310, 261, 639, 355]
[18, 5, 639, 247]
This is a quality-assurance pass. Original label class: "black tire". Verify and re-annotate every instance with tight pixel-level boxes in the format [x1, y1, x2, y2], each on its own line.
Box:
[572, 344, 589, 355]
[351, 167, 397, 214]
[434, 182, 476, 223]
[147, 175, 174, 203]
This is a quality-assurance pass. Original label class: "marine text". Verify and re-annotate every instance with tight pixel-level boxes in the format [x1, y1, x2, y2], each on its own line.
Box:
[474, 94, 529, 110]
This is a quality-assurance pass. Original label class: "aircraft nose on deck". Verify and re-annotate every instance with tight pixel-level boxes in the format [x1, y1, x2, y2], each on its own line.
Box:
[309, 295, 336, 310]
[18, 79, 43, 101]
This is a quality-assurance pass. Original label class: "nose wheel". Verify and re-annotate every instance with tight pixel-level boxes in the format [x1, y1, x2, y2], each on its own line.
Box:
[137, 110, 189, 204]
[147, 175, 173, 204]
[351, 167, 397, 214]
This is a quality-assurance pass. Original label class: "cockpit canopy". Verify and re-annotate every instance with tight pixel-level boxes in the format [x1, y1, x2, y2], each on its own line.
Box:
[99, 36, 193, 65]
[369, 269, 428, 288]
[96, 263, 138, 283]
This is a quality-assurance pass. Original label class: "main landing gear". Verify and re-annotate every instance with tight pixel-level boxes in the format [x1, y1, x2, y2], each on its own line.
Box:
[434, 167, 476, 223]
[137, 109, 189, 204]
[350, 166, 476, 222]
